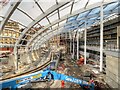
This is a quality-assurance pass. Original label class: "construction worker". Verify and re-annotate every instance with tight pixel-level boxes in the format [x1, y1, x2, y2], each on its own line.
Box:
[45, 72, 54, 81]
[80, 55, 84, 65]
[77, 55, 84, 65]
[61, 80, 65, 88]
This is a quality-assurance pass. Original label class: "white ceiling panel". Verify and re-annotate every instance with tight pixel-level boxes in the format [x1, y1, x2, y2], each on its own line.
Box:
[59, 20, 67, 26]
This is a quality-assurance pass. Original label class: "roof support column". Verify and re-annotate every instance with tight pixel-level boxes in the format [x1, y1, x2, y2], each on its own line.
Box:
[14, 47, 18, 70]
[100, 3, 104, 72]
[69, 31, 72, 54]
[72, 31, 75, 59]
[77, 30, 79, 60]
[65, 32, 68, 50]
[84, 21, 87, 65]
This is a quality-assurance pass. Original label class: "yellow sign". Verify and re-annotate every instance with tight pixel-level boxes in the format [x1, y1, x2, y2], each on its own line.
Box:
[32, 74, 42, 79]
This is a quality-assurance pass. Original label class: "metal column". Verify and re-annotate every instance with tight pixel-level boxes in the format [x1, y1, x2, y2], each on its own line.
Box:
[72, 32, 75, 59]
[69, 31, 72, 54]
[77, 31, 79, 60]
[100, 4, 104, 72]
[84, 21, 87, 65]
[14, 47, 18, 70]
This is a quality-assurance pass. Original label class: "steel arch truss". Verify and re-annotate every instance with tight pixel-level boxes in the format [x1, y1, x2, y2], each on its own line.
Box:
[26, 0, 119, 51]
[0, 0, 119, 55]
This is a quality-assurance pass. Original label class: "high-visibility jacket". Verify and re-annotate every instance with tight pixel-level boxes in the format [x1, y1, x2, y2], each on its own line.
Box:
[61, 80, 65, 88]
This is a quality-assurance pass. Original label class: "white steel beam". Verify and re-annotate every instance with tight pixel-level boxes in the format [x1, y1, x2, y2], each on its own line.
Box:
[26, 1, 117, 48]
[77, 30, 79, 60]
[14, 1, 71, 50]
[13, 1, 71, 69]
[4, 28, 21, 33]
[17, 8, 34, 21]
[29, 4, 117, 50]
[84, 21, 87, 65]
[33, 29, 65, 49]
[32, 29, 69, 50]
[69, 31, 72, 53]
[0, 44, 15, 47]
[33, 0, 117, 49]
[34, 30, 68, 50]
[100, 4, 104, 72]
[26, 23, 65, 50]
[72, 32, 75, 59]
[0, 0, 22, 33]
[0, 36, 18, 39]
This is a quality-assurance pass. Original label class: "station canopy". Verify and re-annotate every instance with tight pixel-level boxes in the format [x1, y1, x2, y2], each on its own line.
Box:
[0, 0, 119, 52]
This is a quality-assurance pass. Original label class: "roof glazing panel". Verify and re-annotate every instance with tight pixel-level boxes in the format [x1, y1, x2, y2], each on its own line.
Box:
[72, 0, 88, 12]
[68, 15, 77, 22]
[48, 11, 58, 23]
[88, 7, 100, 15]
[0, 0, 13, 16]
[77, 10, 89, 20]
[0, 0, 119, 50]
[87, 0, 102, 6]
[59, 5, 71, 17]
[39, 17, 49, 26]
[59, 20, 66, 26]
[37, 0, 56, 12]
[103, 2, 118, 12]
[10, 9, 33, 26]
[52, 24, 58, 29]
[18, 0, 43, 19]
[64, 1, 119, 31]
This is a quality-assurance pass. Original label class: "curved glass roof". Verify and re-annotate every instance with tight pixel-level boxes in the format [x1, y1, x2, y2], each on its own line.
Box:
[0, 0, 119, 52]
